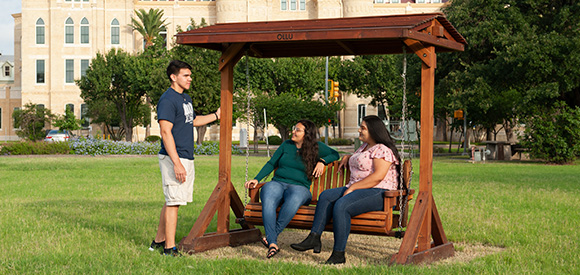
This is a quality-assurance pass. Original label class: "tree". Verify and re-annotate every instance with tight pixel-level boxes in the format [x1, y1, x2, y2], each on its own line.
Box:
[252, 93, 341, 141]
[129, 8, 169, 48]
[520, 101, 580, 164]
[440, 0, 580, 142]
[76, 49, 151, 141]
[13, 103, 54, 141]
[53, 108, 82, 132]
[232, 56, 340, 144]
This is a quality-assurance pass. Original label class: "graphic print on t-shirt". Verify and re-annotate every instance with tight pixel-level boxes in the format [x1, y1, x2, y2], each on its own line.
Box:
[183, 102, 194, 124]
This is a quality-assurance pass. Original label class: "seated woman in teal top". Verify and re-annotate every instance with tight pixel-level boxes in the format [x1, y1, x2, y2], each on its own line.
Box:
[245, 119, 339, 259]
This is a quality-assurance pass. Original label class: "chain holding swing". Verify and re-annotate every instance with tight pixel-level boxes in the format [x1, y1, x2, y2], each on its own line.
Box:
[395, 45, 413, 239]
[243, 51, 252, 206]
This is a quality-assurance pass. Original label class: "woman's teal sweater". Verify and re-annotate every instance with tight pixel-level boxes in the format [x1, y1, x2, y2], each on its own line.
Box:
[254, 140, 340, 189]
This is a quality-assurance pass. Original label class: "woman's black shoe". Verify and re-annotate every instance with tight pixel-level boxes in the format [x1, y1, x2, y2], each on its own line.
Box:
[290, 232, 321, 253]
[324, 250, 345, 264]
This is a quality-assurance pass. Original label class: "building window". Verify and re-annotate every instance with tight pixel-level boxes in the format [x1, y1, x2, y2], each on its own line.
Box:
[65, 17, 74, 44]
[36, 60, 45, 84]
[81, 104, 89, 128]
[160, 29, 167, 48]
[111, 19, 120, 45]
[65, 59, 74, 83]
[4, 66, 10, 77]
[0, 107, 2, 129]
[357, 104, 366, 126]
[13, 107, 20, 129]
[281, 0, 287, 10]
[281, 0, 304, 10]
[80, 18, 89, 44]
[81, 59, 90, 77]
[416, 0, 426, 3]
[66, 104, 75, 114]
[36, 18, 45, 44]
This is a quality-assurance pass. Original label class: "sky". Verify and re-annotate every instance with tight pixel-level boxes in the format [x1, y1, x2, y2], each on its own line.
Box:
[0, 0, 21, 56]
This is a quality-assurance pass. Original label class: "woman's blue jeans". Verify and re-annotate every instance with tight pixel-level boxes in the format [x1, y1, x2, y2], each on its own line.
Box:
[311, 187, 385, 251]
[260, 180, 312, 246]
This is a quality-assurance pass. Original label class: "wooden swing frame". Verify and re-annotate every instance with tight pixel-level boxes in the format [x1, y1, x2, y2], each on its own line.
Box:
[174, 13, 466, 265]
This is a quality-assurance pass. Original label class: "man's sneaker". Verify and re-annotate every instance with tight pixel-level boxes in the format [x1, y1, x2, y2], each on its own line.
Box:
[163, 247, 181, 257]
[149, 240, 165, 251]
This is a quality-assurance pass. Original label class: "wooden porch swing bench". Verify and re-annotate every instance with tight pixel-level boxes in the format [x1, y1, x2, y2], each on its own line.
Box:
[240, 160, 414, 237]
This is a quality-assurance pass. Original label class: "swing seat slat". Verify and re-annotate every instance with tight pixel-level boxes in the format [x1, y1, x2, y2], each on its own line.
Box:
[242, 160, 414, 237]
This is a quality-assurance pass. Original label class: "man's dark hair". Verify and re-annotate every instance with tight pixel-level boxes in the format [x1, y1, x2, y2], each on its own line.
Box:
[166, 60, 192, 81]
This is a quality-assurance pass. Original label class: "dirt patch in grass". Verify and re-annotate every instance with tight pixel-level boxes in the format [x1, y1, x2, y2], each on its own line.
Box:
[188, 230, 504, 267]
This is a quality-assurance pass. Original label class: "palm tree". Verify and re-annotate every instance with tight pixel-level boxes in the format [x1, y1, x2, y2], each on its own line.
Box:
[129, 8, 169, 48]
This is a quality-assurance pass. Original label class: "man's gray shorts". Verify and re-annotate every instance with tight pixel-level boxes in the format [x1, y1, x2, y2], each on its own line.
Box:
[158, 154, 195, 206]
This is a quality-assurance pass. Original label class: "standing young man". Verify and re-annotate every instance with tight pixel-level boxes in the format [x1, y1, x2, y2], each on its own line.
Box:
[149, 60, 220, 256]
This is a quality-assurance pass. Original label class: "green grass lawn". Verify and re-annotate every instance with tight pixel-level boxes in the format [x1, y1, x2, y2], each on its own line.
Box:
[0, 155, 578, 274]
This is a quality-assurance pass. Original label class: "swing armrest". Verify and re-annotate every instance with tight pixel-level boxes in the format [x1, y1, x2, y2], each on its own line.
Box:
[248, 183, 266, 203]
[383, 189, 414, 198]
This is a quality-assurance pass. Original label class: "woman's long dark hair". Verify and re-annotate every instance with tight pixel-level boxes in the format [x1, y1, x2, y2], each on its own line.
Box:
[362, 115, 402, 177]
[297, 119, 319, 181]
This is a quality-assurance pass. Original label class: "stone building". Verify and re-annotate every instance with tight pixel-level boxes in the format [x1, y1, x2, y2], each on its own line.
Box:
[4, 0, 448, 141]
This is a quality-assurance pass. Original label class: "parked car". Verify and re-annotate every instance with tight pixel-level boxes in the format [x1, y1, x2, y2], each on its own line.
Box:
[44, 130, 72, 142]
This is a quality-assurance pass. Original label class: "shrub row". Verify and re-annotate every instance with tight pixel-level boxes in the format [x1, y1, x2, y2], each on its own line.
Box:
[69, 138, 161, 156]
[326, 138, 353, 146]
[1, 139, 257, 156]
[1, 141, 72, 155]
[194, 141, 244, 155]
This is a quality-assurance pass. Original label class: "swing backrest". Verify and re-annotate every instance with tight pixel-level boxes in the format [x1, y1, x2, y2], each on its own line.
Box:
[309, 159, 411, 205]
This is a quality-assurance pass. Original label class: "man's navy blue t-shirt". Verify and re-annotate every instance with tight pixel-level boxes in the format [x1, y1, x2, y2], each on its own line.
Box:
[157, 87, 196, 160]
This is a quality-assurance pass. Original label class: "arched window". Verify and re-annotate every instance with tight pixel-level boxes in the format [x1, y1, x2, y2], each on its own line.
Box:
[159, 28, 167, 48]
[111, 18, 120, 45]
[81, 104, 89, 128]
[80, 18, 89, 44]
[65, 17, 74, 44]
[66, 104, 75, 114]
[36, 18, 45, 44]
[357, 104, 366, 126]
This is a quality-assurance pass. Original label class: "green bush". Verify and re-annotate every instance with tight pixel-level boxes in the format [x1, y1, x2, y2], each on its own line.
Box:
[520, 102, 580, 164]
[327, 138, 353, 146]
[267, 135, 283, 145]
[0, 141, 72, 155]
[144, 135, 161, 142]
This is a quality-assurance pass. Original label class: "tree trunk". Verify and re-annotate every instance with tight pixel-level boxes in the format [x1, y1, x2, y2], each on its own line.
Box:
[196, 125, 207, 145]
[503, 119, 514, 142]
[279, 126, 289, 142]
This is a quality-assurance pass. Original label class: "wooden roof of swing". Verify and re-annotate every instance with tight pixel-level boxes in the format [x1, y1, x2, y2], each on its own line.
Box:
[175, 13, 466, 58]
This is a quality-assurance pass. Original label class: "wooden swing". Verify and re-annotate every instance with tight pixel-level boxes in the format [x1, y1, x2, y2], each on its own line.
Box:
[243, 159, 415, 236]
[174, 13, 467, 265]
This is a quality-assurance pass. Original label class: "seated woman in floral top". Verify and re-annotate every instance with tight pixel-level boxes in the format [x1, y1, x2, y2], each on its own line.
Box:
[290, 115, 401, 265]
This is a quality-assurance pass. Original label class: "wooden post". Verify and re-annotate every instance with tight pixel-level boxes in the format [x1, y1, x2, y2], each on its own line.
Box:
[179, 43, 261, 254]
[390, 42, 454, 265]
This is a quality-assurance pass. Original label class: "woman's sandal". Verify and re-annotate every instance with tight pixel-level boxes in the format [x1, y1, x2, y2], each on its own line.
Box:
[266, 246, 280, 258]
[260, 237, 269, 248]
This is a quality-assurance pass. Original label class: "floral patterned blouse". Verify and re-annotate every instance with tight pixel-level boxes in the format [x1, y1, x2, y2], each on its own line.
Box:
[346, 143, 399, 190]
